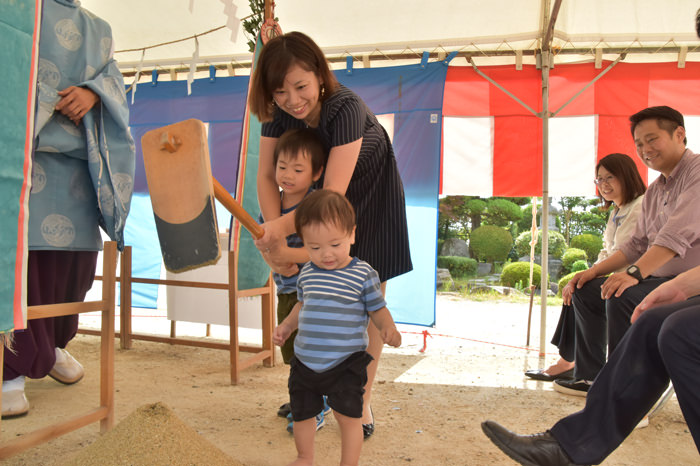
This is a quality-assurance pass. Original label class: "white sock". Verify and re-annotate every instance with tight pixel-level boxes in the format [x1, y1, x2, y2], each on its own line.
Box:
[2, 376, 25, 393]
[54, 347, 66, 364]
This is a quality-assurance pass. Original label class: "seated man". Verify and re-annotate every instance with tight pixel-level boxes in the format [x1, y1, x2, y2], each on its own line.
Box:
[482, 264, 700, 465]
[555, 105, 700, 396]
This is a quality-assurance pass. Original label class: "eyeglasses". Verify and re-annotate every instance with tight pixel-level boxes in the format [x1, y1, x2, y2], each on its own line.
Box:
[594, 175, 615, 186]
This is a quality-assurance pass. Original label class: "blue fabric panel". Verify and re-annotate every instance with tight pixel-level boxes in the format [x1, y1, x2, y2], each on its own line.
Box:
[128, 77, 249, 193]
[0, 0, 36, 332]
[122, 194, 162, 307]
[209, 122, 242, 186]
[128, 125, 156, 193]
[337, 61, 448, 326]
[235, 97, 270, 291]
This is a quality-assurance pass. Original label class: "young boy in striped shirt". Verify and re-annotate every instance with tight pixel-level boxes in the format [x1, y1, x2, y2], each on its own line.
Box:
[273, 189, 401, 466]
[257, 129, 326, 431]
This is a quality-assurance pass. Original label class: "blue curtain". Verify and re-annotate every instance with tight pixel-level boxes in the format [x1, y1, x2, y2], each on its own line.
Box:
[337, 61, 448, 325]
[125, 61, 447, 326]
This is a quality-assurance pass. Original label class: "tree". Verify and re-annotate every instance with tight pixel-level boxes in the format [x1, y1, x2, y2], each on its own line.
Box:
[556, 197, 609, 242]
[438, 196, 538, 243]
[575, 205, 608, 237]
[517, 199, 540, 236]
[464, 198, 487, 232]
[558, 196, 587, 244]
[484, 198, 523, 227]
[438, 196, 463, 240]
[438, 195, 474, 240]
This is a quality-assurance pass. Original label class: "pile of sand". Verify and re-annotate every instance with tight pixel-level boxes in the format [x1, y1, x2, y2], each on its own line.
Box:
[63, 402, 243, 466]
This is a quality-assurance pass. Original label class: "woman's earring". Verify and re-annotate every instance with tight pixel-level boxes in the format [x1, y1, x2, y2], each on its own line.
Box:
[320, 84, 325, 97]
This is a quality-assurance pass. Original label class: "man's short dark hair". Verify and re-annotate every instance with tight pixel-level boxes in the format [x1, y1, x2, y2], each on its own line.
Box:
[629, 106, 686, 145]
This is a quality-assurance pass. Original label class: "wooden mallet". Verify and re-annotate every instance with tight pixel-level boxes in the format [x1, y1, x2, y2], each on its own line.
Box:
[142, 119, 263, 273]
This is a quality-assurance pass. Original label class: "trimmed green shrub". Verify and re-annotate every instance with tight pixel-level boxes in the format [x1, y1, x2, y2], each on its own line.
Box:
[500, 262, 542, 288]
[571, 260, 589, 273]
[437, 256, 478, 278]
[570, 233, 603, 263]
[561, 248, 588, 272]
[514, 230, 567, 259]
[470, 225, 513, 263]
[466, 198, 487, 214]
[485, 198, 523, 227]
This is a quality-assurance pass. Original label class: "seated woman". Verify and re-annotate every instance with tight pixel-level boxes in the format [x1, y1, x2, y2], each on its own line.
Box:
[525, 153, 646, 381]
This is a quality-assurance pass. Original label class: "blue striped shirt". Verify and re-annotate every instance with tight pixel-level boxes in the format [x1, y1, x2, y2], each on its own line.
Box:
[294, 258, 386, 372]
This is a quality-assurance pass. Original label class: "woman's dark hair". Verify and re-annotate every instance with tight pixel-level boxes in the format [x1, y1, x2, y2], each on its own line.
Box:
[249, 31, 339, 122]
[596, 153, 647, 208]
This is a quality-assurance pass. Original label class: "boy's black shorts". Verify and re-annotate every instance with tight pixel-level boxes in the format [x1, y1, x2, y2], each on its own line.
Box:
[288, 351, 374, 421]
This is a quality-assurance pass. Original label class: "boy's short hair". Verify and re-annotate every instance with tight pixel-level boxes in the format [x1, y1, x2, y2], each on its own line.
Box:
[274, 128, 326, 175]
[294, 189, 355, 240]
[629, 106, 686, 145]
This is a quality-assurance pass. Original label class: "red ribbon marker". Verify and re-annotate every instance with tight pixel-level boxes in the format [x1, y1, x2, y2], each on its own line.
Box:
[419, 329, 432, 353]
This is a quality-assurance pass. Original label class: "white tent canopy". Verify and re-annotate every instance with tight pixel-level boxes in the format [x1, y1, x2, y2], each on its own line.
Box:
[82, 0, 700, 75]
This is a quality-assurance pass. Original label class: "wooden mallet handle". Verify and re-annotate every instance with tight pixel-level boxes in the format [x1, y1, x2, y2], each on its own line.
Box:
[212, 178, 265, 240]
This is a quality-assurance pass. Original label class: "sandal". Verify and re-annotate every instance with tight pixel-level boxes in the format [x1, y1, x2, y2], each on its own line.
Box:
[362, 406, 374, 439]
[277, 402, 291, 418]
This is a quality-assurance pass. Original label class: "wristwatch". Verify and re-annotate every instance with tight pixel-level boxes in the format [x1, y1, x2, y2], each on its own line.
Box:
[626, 265, 644, 282]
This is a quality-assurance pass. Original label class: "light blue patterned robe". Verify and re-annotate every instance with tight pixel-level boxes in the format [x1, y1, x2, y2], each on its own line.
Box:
[30, 0, 134, 251]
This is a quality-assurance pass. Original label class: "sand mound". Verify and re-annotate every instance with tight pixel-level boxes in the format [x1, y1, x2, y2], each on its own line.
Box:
[63, 402, 243, 466]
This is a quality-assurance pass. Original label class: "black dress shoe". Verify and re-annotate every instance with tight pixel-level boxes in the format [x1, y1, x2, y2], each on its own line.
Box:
[481, 420, 580, 466]
[553, 379, 591, 397]
[524, 368, 574, 382]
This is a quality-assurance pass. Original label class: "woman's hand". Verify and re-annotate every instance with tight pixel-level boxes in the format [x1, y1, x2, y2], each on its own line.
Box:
[254, 217, 286, 252]
[562, 281, 575, 305]
[260, 248, 299, 276]
[562, 268, 599, 305]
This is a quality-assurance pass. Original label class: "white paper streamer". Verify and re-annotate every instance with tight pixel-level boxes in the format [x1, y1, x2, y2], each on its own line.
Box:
[220, 0, 239, 43]
[187, 36, 199, 96]
[131, 49, 145, 104]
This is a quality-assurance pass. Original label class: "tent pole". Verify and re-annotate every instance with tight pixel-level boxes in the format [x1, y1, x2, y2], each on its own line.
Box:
[540, 50, 550, 357]
[538, 0, 561, 356]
